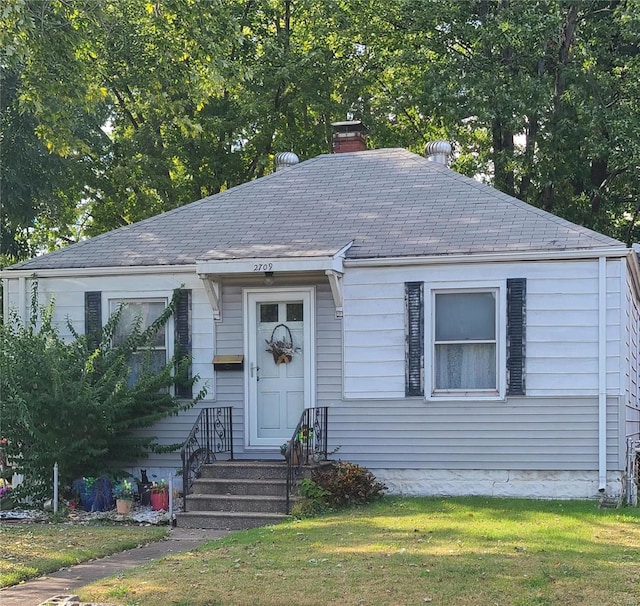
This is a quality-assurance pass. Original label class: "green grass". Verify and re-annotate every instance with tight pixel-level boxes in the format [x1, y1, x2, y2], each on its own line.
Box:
[77, 497, 640, 606]
[0, 522, 168, 588]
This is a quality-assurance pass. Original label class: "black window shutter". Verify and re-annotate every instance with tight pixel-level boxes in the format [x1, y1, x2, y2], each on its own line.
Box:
[174, 289, 192, 398]
[405, 282, 424, 396]
[507, 278, 526, 396]
[84, 291, 102, 351]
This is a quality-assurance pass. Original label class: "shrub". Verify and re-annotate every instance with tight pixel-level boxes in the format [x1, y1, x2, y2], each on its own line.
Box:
[0, 285, 206, 504]
[311, 462, 386, 507]
[291, 477, 331, 518]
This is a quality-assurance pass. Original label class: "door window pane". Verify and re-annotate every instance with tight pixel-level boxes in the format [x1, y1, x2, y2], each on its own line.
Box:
[260, 303, 279, 323]
[286, 302, 303, 322]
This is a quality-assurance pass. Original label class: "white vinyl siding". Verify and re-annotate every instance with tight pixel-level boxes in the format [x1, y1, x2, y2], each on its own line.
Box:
[328, 395, 620, 471]
[1, 255, 633, 489]
[624, 263, 640, 444]
[343, 259, 626, 400]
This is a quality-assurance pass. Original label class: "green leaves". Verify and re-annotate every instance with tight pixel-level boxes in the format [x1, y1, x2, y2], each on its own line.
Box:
[5, 0, 640, 262]
[0, 288, 205, 504]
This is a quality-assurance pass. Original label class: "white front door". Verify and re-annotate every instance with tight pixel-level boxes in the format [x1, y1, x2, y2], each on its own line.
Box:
[245, 288, 315, 448]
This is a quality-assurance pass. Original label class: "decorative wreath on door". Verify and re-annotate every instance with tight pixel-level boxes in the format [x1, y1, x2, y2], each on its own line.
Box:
[265, 323, 301, 365]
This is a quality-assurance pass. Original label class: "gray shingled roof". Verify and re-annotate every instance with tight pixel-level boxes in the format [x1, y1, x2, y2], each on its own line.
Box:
[7, 148, 624, 271]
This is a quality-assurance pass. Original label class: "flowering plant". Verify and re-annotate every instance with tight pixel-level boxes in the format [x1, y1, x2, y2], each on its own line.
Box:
[151, 479, 168, 493]
[113, 479, 136, 500]
[0, 478, 12, 499]
[297, 424, 313, 443]
[0, 437, 9, 469]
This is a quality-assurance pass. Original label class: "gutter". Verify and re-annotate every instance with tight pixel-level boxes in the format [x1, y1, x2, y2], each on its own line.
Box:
[345, 247, 630, 268]
[0, 264, 196, 280]
[1, 278, 8, 321]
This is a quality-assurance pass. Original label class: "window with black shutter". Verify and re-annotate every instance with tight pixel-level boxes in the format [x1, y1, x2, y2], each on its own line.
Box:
[506, 278, 526, 395]
[405, 282, 424, 396]
[84, 289, 193, 395]
[420, 279, 526, 399]
[174, 289, 192, 398]
[84, 291, 102, 351]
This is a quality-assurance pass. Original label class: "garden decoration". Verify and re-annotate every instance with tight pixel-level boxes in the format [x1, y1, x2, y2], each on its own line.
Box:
[282, 440, 302, 465]
[72, 476, 114, 512]
[0, 478, 13, 509]
[297, 424, 313, 444]
[265, 324, 300, 365]
[137, 469, 153, 506]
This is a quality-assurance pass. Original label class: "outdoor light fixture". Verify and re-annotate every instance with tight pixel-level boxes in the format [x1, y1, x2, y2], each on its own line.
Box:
[264, 271, 275, 286]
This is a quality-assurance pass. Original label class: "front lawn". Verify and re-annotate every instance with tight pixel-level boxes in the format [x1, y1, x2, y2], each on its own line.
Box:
[78, 497, 640, 606]
[0, 522, 168, 587]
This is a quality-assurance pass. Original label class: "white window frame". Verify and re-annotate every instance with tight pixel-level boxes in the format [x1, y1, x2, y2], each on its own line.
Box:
[106, 295, 174, 382]
[426, 281, 507, 400]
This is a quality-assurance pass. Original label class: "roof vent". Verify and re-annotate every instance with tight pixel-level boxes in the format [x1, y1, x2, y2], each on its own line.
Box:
[274, 151, 300, 171]
[424, 141, 452, 165]
[331, 120, 368, 153]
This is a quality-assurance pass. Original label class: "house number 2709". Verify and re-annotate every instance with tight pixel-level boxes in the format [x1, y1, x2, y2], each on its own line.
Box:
[253, 263, 273, 271]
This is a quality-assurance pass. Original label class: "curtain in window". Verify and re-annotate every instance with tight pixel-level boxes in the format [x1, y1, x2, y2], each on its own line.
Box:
[435, 343, 496, 389]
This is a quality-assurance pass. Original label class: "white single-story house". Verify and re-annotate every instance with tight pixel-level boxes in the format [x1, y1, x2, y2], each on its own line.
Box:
[3, 122, 640, 502]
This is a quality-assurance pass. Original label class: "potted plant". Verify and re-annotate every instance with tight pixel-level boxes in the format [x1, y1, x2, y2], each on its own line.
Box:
[150, 479, 169, 511]
[113, 479, 136, 515]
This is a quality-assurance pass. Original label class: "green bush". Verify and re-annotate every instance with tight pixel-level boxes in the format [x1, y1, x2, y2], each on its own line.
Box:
[311, 462, 386, 507]
[0, 285, 206, 504]
[291, 477, 331, 518]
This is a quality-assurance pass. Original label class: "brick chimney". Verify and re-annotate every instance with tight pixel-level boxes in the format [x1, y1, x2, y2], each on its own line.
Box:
[331, 120, 367, 153]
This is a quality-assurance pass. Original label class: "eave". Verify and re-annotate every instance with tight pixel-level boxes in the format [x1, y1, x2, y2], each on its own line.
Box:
[344, 247, 631, 268]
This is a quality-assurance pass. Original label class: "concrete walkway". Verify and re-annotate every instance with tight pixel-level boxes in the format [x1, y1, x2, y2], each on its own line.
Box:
[0, 527, 229, 606]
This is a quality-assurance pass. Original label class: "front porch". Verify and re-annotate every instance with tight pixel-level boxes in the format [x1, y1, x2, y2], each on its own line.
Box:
[177, 406, 329, 529]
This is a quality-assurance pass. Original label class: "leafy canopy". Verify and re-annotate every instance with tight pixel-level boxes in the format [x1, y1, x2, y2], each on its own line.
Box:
[3, 0, 640, 262]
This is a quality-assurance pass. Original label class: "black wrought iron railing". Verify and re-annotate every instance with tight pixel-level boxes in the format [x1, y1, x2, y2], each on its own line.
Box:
[181, 406, 233, 512]
[285, 406, 329, 512]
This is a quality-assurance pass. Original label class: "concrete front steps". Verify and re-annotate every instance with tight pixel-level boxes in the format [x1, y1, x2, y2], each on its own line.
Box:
[176, 460, 291, 530]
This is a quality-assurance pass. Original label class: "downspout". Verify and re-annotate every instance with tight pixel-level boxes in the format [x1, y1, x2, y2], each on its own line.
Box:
[598, 256, 607, 492]
[18, 276, 27, 324]
[2, 279, 8, 321]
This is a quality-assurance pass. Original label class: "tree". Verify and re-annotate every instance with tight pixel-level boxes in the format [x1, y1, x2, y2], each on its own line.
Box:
[365, 0, 640, 242]
[0, 287, 205, 503]
[3, 0, 640, 255]
[0, 65, 99, 265]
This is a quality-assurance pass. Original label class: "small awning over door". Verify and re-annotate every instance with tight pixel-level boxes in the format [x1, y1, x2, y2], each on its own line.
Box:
[196, 242, 352, 320]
